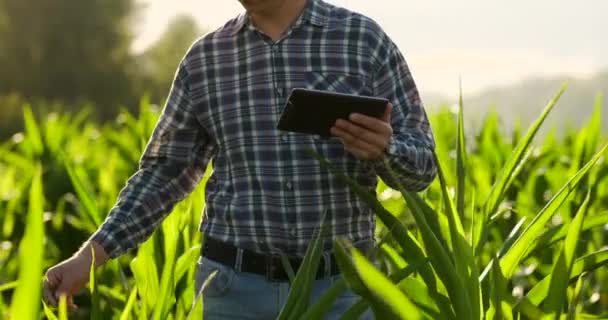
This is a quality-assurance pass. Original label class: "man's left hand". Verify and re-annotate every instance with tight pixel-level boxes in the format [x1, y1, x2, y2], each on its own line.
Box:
[330, 102, 393, 161]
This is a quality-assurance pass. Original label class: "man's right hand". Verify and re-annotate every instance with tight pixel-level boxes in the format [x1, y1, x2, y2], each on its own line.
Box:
[43, 241, 109, 310]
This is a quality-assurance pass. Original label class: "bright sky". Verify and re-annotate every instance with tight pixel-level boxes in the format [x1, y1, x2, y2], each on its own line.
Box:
[133, 0, 608, 98]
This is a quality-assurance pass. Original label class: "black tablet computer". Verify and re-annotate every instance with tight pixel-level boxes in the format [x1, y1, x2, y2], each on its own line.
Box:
[277, 88, 389, 137]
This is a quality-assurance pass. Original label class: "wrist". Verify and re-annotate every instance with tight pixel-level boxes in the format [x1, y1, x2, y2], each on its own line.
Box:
[75, 241, 109, 268]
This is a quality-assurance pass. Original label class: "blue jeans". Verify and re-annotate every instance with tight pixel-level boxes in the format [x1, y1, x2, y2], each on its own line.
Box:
[194, 256, 373, 319]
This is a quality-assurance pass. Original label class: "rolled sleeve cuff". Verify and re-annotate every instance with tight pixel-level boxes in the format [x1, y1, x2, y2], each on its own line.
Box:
[89, 227, 127, 259]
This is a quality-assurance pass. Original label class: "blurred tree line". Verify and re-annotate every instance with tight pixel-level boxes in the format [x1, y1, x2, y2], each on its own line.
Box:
[0, 0, 202, 139]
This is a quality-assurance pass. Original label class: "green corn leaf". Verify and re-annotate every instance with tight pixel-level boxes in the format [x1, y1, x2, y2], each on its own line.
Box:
[130, 235, 160, 315]
[299, 276, 349, 320]
[277, 218, 326, 320]
[397, 277, 443, 319]
[566, 273, 586, 320]
[499, 142, 607, 278]
[456, 80, 467, 223]
[405, 193, 450, 260]
[479, 217, 527, 282]
[340, 300, 371, 320]
[543, 192, 590, 317]
[153, 212, 181, 320]
[486, 255, 513, 320]
[42, 302, 58, 320]
[433, 154, 481, 319]
[308, 147, 463, 318]
[174, 245, 202, 287]
[529, 211, 608, 258]
[9, 165, 44, 320]
[475, 84, 567, 253]
[305, 148, 438, 293]
[89, 247, 101, 320]
[336, 258, 439, 320]
[58, 295, 68, 320]
[377, 155, 473, 319]
[280, 254, 297, 283]
[23, 104, 44, 156]
[519, 248, 608, 307]
[62, 153, 102, 226]
[333, 239, 421, 320]
[120, 287, 139, 320]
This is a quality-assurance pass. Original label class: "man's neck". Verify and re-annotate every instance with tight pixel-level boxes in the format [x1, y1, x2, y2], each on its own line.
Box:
[249, 0, 309, 42]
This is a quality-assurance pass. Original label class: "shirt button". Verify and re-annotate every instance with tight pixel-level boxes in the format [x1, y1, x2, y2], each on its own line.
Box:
[289, 228, 297, 237]
[285, 180, 293, 190]
[281, 134, 288, 142]
[277, 87, 284, 97]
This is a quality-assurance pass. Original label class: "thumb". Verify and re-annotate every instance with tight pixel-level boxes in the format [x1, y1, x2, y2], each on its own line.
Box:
[382, 102, 393, 123]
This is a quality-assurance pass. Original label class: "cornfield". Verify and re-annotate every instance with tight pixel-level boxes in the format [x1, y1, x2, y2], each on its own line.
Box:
[1, 85, 607, 319]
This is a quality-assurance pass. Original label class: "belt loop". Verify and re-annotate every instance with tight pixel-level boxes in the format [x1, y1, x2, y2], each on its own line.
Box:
[235, 248, 244, 272]
[323, 251, 331, 278]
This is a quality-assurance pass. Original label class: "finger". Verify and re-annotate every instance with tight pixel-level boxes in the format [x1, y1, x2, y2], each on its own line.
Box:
[332, 122, 386, 152]
[43, 275, 59, 306]
[333, 129, 383, 160]
[382, 102, 393, 123]
[45, 270, 60, 287]
[43, 285, 58, 306]
[68, 295, 78, 311]
[343, 144, 378, 161]
[348, 111, 393, 136]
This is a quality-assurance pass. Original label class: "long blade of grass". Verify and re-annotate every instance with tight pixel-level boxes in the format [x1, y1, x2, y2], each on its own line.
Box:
[542, 192, 590, 317]
[9, 165, 44, 320]
[499, 142, 607, 278]
[474, 84, 567, 253]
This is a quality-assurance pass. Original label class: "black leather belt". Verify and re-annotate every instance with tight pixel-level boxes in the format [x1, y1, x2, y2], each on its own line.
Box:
[202, 236, 354, 282]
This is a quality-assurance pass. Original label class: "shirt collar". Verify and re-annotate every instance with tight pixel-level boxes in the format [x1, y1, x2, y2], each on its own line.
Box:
[230, 0, 329, 36]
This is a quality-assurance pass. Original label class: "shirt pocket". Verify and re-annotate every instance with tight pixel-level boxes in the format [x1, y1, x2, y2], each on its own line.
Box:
[304, 71, 372, 96]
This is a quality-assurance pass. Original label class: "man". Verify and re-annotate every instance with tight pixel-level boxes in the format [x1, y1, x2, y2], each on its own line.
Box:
[43, 0, 437, 318]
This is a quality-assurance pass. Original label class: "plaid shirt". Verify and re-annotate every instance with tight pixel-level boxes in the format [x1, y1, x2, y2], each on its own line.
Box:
[91, 0, 437, 258]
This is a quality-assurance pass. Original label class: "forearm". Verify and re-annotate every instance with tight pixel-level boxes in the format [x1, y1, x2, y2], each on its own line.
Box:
[89, 161, 205, 259]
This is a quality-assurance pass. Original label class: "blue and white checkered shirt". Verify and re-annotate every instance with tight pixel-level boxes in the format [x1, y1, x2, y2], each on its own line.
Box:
[91, 0, 437, 258]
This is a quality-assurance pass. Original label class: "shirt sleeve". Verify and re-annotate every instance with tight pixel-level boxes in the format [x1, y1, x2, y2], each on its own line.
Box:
[370, 38, 437, 192]
[89, 60, 216, 258]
